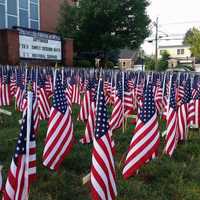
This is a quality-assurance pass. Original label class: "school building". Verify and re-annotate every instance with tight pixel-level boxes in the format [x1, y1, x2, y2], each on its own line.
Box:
[0, 0, 76, 66]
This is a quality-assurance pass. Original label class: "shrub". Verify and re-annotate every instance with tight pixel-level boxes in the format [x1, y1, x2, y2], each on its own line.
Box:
[105, 61, 114, 68]
[77, 60, 92, 68]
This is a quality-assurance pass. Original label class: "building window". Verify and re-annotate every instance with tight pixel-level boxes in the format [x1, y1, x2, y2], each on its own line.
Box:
[7, 15, 17, 28]
[0, 4, 5, 28]
[177, 49, 185, 55]
[30, 3, 38, 20]
[19, 0, 28, 9]
[30, 20, 38, 29]
[31, 0, 38, 4]
[0, 0, 40, 30]
[7, 0, 17, 15]
[123, 62, 126, 67]
[19, 9, 28, 27]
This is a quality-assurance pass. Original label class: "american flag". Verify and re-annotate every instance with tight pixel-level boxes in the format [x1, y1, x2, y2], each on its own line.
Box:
[80, 79, 97, 144]
[109, 78, 116, 105]
[78, 79, 94, 122]
[177, 74, 185, 102]
[123, 82, 160, 179]
[22, 96, 40, 135]
[65, 79, 72, 111]
[15, 70, 25, 112]
[192, 75, 199, 98]
[91, 78, 117, 200]
[187, 81, 195, 126]
[124, 77, 134, 115]
[43, 72, 74, 171]
[177, 78, 194, 140]
[3, 101, 36, 200]
[164, 78, 178, 156]
[44, 74, 53, 98]
[128, 78, 134, 91]
[37, 74, 50, 120]
[109, 81, 123, 132]
[155, 79, 164, 113]
[69, 75, 81, 105]
[162, 77, 170, 121]
[80, 101, 96, 144]
[21, 77, 40, 134]
[0, 70, 11, 106]
[193, 85, 200, 127]
[104, 77, 112, 105]
[10, 71, 17, 97]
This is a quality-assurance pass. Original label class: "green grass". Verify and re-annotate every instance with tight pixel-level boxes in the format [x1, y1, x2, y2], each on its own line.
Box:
[1, 105, 200, 200]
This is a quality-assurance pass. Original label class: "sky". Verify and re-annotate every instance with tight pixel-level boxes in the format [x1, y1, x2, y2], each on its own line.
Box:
[143, 0, 200, 55]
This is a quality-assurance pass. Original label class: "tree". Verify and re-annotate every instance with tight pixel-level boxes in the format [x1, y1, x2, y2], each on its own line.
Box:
[145, 56, 155, 71]
[184, 27, 200, 58]
[57, 0, 150, 60]
[157, 50, 170, 71]
[145, 51, 170, 71]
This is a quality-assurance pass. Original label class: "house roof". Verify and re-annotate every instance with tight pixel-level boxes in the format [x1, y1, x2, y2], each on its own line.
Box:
[159, 44, 190, 49]
[118, 49, 138, 59]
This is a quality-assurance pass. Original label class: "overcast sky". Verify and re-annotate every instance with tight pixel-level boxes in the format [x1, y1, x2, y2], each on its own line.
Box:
[143, 0, 200, 54]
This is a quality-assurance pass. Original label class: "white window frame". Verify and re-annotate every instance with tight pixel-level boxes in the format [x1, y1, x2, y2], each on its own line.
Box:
[0, 0, 6, 28]
[1, 0, 40, 30]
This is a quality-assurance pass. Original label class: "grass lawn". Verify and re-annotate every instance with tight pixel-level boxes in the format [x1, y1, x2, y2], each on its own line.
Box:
[1, 104, 200, 200]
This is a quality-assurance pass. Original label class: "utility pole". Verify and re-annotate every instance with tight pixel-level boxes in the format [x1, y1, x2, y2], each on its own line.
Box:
[155, 17, 159, 71]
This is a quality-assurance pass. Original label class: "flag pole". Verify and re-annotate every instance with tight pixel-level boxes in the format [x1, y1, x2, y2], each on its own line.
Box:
[62, 67, 64, 85]
[14, 68, 17, 110]
[35, 67, 38, 99]
[82, 69, 102, 186]
[25, 83, 33, 200]
[122, 71, 125, 133]
[162, 74, 172, 156]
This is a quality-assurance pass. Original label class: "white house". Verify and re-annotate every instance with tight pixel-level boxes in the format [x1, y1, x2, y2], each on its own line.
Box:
[158, 44, 195, 69]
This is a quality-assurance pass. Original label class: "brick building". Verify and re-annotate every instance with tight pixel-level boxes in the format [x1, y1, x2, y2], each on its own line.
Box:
[0, 0, 75, 66]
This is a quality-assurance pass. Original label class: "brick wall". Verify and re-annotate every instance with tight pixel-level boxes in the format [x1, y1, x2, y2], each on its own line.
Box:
[40, 0, 73, 33]
[63, 38, 74, 66]
[0, 29, 19, 65]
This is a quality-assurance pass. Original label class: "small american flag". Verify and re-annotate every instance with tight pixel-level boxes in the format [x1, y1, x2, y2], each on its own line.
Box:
[193, 80, 200, 127]
[0, 69, 11, 107]
[37, 74, 50, 120]
[15, 70, 25, 112]
[123, 82, 160, 179]
[177, 78, 194, 141]
[124, 77, 134, 115]
[164, 78, 178, 156]
[43, 72, 74, 171]
[3, 102, 36, 200]
[78, 79, 94, 122]
[91, 78, 117, 200]
[109, 81, 123, 132]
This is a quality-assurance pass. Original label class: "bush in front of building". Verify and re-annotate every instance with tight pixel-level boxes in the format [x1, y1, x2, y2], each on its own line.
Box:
[145, 56, 155, 71]
[105, 61, 114, 68]
[76, 60, 92, 68]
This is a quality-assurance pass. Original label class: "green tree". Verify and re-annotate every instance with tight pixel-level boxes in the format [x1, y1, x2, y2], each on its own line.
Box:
[157, 50, 170, 71]
[184, 27, 200, 58]
[145, 56, 155, 71]
[57, 0, 150, 59]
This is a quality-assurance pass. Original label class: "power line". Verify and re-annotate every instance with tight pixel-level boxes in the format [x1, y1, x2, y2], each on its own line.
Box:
[160, 20, 200, 26]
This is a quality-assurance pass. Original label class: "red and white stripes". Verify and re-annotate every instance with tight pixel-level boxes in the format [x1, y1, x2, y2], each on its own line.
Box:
[123, 113, 160, 179]
[43, 107, 74, 170]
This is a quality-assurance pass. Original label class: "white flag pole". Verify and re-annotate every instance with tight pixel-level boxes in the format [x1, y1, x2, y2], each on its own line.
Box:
[122, 71, 125, 133]
[25, 86, 33, 200]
